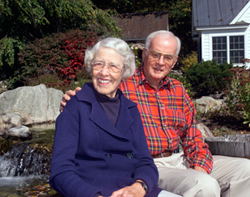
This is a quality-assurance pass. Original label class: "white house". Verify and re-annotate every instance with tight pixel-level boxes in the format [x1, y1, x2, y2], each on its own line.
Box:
[192, 0, 250, 68]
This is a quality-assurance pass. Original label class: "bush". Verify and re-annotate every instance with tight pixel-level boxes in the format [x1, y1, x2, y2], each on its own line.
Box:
[129, 43, 143, 68]
[180, 51, 198, 72]
[17, 29, 97, 88]
[224, 67, 250, 127]
[184, 60, 233, 97]
[168, 72, 195, 98]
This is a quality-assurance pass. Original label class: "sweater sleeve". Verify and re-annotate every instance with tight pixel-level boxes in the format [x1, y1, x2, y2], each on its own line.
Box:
[49, 101, 101, 197]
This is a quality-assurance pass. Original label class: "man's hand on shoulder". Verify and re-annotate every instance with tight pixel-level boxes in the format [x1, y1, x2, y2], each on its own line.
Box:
[60, 87, 81, 112]
[194, 166, 208, 174]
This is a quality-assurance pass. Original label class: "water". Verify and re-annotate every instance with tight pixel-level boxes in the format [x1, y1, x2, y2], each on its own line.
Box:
[0, 123, 59, 197]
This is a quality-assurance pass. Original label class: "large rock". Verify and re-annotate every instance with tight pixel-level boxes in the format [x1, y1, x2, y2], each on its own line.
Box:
[197, 123, 214, 140]
[0, 84, 63, 125]
[194, 96, 225, 114]
[8, 125, 31, 138]
[0, 112, 22, 135]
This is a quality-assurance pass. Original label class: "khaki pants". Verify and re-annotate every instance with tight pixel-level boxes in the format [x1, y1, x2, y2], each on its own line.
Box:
[154, 152, 250, 197]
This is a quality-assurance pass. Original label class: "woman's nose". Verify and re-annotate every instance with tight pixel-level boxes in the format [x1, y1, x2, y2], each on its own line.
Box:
[99, 64, 110, 75]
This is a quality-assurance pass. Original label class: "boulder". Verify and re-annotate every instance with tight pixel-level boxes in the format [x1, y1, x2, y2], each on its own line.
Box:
[0, 84, 63, 125]
[197, 123, 214, 140]
[0, 112, 22, 135]
[8, 125, 31, 138]
[194, 96, 225, 114]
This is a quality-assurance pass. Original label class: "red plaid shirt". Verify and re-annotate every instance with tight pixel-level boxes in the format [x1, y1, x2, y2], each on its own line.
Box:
[119, 65, 213, 173]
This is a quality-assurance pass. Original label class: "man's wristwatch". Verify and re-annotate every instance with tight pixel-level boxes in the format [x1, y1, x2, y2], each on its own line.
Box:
[135, 180, 148, 193]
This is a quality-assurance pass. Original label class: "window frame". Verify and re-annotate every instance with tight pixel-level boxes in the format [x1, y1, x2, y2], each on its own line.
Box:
[210, 33, 245, 65]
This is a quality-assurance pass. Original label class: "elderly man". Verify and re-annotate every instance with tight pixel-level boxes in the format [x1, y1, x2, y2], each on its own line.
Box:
[60, 30, 250, 197]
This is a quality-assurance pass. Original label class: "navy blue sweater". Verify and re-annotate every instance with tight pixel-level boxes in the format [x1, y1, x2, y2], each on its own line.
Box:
[49, 83, 162, 197]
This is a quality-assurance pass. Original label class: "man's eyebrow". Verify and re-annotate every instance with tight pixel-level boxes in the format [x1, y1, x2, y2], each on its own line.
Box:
[152, 50, 174, 56]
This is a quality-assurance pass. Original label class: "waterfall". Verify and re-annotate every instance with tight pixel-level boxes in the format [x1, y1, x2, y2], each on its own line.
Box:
[0, 143, 51, 177]
[0, 124, 55, 196]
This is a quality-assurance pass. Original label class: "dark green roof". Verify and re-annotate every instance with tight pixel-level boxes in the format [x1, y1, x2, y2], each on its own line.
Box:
[192, 0, 249, 27]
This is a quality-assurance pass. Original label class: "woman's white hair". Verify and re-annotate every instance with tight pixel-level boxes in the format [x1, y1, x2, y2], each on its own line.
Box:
[84, 37, 135, 79]
[145, 30, 181, 56]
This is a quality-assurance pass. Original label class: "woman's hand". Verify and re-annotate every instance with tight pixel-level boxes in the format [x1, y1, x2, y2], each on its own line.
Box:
[110, 181, 146, 197]
[60, 87, 81, 112]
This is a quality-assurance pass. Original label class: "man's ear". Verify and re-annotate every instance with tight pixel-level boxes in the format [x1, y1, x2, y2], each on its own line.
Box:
[172, 56, 178, 68]
[142, 48, 147, 61]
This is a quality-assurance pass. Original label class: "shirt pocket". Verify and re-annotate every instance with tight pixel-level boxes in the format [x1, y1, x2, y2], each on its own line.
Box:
[164, 110, 186, 132]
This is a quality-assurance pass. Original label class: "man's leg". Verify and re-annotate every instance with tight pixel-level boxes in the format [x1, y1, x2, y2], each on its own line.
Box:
[154, 152, 220, 197]
[210, 155, 250, 197]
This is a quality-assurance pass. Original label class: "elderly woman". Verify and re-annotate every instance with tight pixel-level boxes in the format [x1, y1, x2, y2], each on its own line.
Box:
[49, 37, 163, 197]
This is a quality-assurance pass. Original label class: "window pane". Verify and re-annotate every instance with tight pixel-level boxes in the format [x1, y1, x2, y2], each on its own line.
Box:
[213, 51, 227, 64]
[212, 37, 227, 64]
[229, 36, 244, 63]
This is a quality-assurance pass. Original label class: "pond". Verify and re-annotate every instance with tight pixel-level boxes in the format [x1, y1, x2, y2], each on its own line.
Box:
[0, 123, 60, 197]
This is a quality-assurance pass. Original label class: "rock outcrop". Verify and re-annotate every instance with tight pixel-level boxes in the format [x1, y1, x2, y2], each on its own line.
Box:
[0, 84, 63, 135]
[194, 96, 226, 114]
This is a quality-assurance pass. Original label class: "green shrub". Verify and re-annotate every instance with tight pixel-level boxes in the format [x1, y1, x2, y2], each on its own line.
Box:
[180, 51, 198, 72]
[224, 67, 250, 127]
[168, 72, 195, 98]
[129, 43, 143, 68]
[184, 60, 233, 97]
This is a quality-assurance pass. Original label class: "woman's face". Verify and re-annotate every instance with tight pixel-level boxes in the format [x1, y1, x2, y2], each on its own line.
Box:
[92, 47, 124, 98]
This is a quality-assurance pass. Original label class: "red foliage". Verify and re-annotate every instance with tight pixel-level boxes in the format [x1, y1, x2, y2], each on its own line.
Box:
[19, 29, 98, 84]
[57, 30, 97, 83]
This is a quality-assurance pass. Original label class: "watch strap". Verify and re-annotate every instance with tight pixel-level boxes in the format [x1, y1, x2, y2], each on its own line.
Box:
[135, 180, 148, 193]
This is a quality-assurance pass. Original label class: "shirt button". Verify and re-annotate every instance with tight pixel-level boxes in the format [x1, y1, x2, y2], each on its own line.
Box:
[126, 152, 133, 159]
[105, 153, 112, 158]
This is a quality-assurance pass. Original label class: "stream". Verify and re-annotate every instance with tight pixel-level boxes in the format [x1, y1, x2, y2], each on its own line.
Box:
[0, 123, 60, 197]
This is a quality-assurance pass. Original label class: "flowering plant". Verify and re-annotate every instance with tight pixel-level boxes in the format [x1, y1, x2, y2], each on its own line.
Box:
[224, 67, 250, 127]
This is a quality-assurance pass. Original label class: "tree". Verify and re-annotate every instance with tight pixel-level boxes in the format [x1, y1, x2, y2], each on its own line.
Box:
[0, 0, 120, 41]
[0, 0, 121, 81]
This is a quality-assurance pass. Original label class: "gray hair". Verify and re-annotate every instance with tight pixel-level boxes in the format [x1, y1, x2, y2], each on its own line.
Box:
[84, 37, 135, 79]
[145, 30, 181, 56]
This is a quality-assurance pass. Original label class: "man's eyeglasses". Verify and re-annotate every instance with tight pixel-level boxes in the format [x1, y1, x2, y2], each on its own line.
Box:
[91, 61, 123, 73]
[148, 50, 175, 63]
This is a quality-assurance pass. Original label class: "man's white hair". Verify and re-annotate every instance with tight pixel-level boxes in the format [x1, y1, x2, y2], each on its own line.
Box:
[145, 30, 181, 56]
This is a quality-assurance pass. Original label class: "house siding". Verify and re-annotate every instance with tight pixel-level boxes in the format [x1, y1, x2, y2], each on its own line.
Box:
[201, 29, 247, 65]
[201, 33, 210, 61]
[244, 26, 250, 68]
[199, 1, 250, 67]
[237, 3, 250, 66]
[193, 0, 250, 68]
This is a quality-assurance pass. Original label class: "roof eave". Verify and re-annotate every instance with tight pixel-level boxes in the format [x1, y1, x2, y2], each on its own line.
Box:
[194, 23, 249, 32]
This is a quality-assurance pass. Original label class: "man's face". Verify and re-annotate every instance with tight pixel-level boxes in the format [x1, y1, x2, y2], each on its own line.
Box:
[142, 35, 178, 88]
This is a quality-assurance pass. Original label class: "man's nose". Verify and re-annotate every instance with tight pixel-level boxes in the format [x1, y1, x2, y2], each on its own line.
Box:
[158, 55, 165, 65]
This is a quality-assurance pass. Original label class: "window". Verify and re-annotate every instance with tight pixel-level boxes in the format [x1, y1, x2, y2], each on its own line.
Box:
[212, 36, 244, 64]
[230, 36, 244, 64]
[213, 37, 227, 64]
